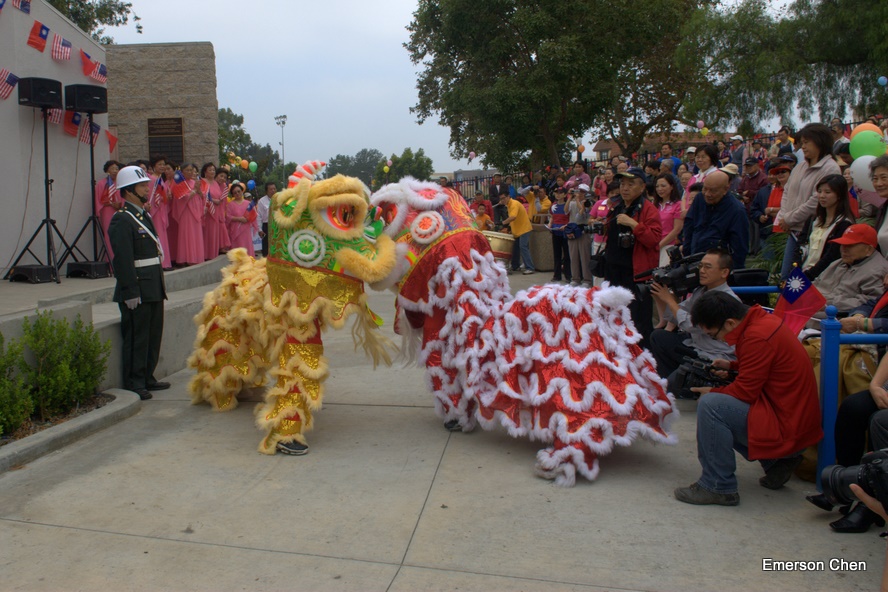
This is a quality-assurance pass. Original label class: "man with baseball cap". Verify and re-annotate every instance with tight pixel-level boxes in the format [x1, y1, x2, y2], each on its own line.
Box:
[729, 135, 747, 168]
[108, 165, 168, 400]
[813, 224, 888, 313]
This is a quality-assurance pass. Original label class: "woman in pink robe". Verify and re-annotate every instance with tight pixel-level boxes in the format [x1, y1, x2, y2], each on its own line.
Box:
[163, 163, 179, 264]
[226, 183, 258, 256]
[201, 163, 229, 260]
[147, 156, 172, 269]
[94, 160, 122, 262]
[173, 163, 205, 266]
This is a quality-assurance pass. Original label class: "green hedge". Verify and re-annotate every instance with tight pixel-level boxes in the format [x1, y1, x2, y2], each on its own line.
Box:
[0, 311, 110, 437]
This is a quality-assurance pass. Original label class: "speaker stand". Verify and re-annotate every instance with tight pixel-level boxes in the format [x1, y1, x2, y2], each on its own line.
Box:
[5, 107, 73, 284]
[60, 111, 112, 278]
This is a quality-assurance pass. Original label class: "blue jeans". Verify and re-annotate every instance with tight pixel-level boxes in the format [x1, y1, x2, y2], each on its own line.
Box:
[779, 232, 800, 280]
[696, 393, 778, 494]
[511, 232, 534, 271]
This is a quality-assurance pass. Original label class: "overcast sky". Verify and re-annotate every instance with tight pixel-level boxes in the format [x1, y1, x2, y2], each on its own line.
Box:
[110, 0, 485, 174]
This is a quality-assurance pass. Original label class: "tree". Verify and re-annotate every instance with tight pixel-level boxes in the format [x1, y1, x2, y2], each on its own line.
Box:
[371, 148, 434, 188]
[326, 149, 384, 186]
[217, 107, 280, 185]
[47, 0, 142, 44]
[406, 0, 618, 171]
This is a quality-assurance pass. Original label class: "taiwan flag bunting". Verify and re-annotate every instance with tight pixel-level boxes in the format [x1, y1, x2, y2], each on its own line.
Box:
[63, 110, 81, 136]
[27, 21, 49, 52]
[0, 69, 19, 100]
[79, 49, 94, 77]
[105, 130, 117, 153]
[171, 170, 191, 199]
[51, 34, 72, 61]
[47, 108, 62, 125]
[80, 121, 100, 146]
[12, 0, 29, 14]
[772, 265, 827, 335]
[90, 62, 107, 84]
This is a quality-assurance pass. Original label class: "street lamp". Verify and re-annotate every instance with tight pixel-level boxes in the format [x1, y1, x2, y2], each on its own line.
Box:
[274, 114, 287, 185]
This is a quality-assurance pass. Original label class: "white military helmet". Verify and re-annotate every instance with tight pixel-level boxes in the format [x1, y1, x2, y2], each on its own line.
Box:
[116, 165, 151, 190]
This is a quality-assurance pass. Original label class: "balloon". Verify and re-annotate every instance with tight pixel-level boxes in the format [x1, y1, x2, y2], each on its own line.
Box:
[383, 166, 390, 173]
[247, 180, 256, 191]
[386, 159, 393, 167]
[249, 161, 258, 172]
[696, 120, 705, 129]
[849, 155, 876, 192]
[701, 127, 709, 136]
[879, 76, 888, 87]
[577, 144, 586, 153]
[468, 151, 476, 160]
[240, 159, 249, 170]
[851, 123, 882, 139]
[850, 130, 886, 159]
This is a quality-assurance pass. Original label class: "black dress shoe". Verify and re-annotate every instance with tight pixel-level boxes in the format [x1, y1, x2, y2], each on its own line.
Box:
[134, 389, 153, 401]
[806, 493, 834, 512]
[830, 503, 886, 533]
[146, 381, 171, 391]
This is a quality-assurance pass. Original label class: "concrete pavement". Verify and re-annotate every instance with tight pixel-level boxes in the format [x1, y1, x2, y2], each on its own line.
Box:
[0, 272, 884, 591]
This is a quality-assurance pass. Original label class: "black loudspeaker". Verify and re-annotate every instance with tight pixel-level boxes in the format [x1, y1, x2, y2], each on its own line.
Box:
[64, 84, 108, 114]
[18, 78, 63, 109]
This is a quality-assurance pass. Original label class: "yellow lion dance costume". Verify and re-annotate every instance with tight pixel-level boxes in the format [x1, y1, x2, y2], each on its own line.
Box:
[188, 161, 399, 455]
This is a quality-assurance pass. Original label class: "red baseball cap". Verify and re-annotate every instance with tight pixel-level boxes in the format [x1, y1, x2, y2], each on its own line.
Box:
[830, 224, 878, 247]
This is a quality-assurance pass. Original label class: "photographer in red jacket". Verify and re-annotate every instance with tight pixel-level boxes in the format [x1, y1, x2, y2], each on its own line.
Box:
[603, 167, 661, 345]
[674, 291, 823, 506]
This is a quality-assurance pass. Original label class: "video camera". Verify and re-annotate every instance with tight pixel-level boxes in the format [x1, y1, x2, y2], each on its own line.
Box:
[822, 449, 888, 510]
[673, 355, 737, 396]
[635, 250, 704, 300]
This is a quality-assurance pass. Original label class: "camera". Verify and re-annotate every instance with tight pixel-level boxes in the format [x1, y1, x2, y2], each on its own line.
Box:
[822, 449, 888, 509]
[588, 222, 605, 236]
[618, 231, 635, 249]
[635, 252, 704, 300]
[672, 355, 737, 397]
[583, 198, 593, 209]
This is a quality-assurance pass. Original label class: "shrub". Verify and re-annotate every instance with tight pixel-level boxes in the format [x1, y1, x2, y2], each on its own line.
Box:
[0, 333, 32, 438]
[17, 311, 110, 421]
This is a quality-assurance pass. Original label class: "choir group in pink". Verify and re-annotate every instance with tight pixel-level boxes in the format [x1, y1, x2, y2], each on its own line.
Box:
[94, 156, 259, 269]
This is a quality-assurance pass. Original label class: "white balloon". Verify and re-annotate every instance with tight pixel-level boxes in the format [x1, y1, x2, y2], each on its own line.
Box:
[850, 155, 876, 192]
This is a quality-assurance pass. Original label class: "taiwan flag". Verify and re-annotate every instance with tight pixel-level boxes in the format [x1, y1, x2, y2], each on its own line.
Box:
[171, 170, 191, 200]
[79, 49, 95, 77]
[773, 266, 827, 335]
[63, 110, 82, 136]
[27, 21, 49, 52]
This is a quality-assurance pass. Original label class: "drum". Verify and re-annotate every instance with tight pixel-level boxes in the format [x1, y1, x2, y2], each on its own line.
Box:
[482, 231, 514, 262]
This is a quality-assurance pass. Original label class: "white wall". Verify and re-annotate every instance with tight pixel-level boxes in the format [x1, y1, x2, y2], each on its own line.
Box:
[0, 1, 108, 274]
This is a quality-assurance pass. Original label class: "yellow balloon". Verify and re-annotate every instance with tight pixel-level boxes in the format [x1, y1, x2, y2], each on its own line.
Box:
[701, 127, 710, 136]
[383, 165, 390, 173]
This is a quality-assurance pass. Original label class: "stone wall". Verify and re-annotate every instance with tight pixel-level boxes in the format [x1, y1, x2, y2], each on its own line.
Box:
[106, 42, 218, 166]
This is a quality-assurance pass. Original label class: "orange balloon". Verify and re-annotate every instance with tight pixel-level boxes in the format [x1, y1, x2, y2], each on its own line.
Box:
[851, 123, 882, 139]
[577, 145, 586, 153]
[240, 159, 249, 170]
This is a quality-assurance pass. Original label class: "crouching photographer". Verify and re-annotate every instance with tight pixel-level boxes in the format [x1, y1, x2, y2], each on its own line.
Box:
[649, 248, 739, 399]
[603, 168, 661, 345]
[673, 291, 823, 506]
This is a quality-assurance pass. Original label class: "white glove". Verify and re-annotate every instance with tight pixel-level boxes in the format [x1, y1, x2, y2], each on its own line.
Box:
[125, 297, 141, 310]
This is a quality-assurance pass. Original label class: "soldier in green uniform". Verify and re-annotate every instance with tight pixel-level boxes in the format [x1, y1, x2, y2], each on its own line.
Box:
[108, 166, 168, 400]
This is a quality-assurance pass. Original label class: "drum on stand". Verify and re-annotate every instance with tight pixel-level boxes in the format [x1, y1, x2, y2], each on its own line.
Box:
[482, 231, 514, 263]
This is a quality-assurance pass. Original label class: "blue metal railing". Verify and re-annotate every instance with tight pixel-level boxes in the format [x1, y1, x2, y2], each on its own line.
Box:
[818, 305, 888, 488]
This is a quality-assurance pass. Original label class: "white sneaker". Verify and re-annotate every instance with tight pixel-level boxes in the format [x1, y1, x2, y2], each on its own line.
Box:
[570, 281, 581, 287]
[522, 269, 535, 275]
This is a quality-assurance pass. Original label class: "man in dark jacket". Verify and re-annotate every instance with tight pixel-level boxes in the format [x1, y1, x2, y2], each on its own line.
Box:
[682, 171, 749, 268]
[673, 291, 823, 506]
[108, 166, 168, 400]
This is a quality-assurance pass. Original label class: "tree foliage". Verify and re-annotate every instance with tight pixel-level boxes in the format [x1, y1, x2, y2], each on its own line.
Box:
[326, 149, 384, 186]
[371, 148, 434, 188]
[47, 0, 142, 44]
[217, 107, 280, 186]
[406, 0, 616, 171]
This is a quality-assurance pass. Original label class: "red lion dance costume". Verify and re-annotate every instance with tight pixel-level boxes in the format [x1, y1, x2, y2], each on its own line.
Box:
[370, 178, 678, 486]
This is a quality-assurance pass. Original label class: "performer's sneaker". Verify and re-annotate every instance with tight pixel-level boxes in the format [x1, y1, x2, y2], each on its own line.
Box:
[276, 440, 309, 456]
[444, 419, 462, 432]
[674, 482, 739, 506]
